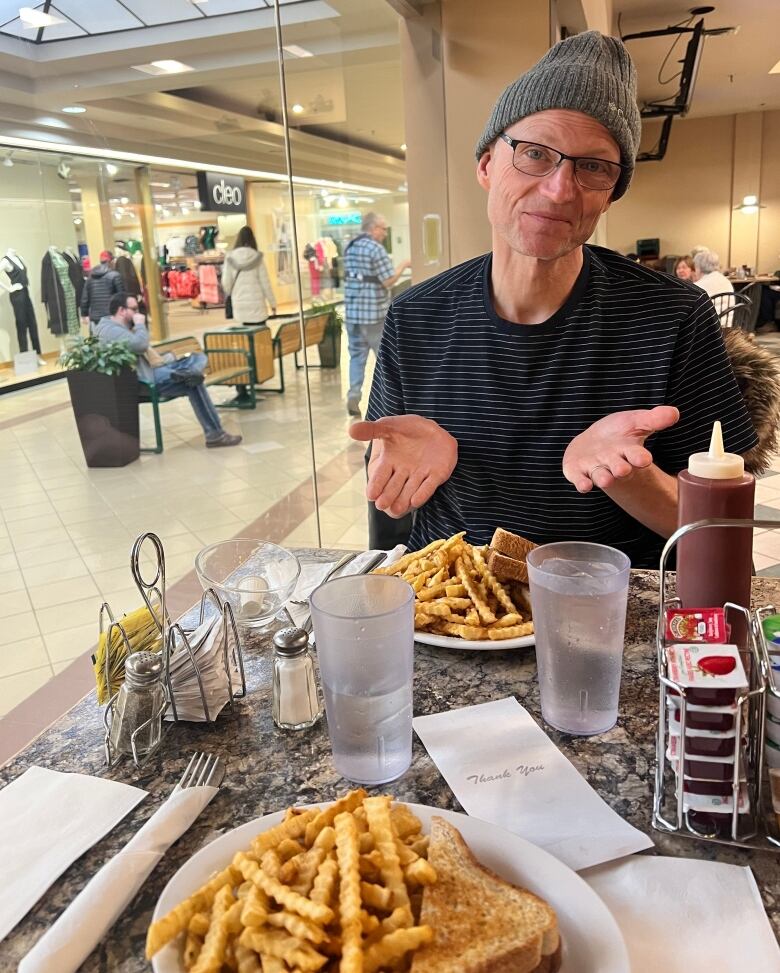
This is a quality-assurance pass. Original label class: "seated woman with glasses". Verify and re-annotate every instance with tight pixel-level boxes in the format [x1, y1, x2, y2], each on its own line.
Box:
[348, 31, 757, 569]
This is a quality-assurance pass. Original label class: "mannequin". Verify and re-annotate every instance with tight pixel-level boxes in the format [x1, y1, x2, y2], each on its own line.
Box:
[2, 250, 44, 362]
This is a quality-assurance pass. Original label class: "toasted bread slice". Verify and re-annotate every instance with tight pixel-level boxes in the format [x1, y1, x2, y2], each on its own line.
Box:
[487, 529, 537, 585]
[410, 817, 561, 973]
[487, 548, 530, 585]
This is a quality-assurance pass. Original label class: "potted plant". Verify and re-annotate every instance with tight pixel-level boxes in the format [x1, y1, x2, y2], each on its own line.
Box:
[61, 336, 141, 468]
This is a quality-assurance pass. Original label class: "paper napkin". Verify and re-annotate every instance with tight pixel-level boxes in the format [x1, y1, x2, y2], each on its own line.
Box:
[583, 855, 780, 972]
[413, 696, 653, 871]
[19, 785, 218, 973]
[285, 545, 407, 629]
[0, 766, 146, 943]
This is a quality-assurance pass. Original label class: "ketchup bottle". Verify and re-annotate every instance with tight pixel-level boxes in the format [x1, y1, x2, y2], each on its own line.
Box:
[676, 421, 755, 648]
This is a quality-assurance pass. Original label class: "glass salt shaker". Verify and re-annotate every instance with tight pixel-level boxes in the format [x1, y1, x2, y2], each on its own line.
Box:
[272, 627, 323, 730]
[107, 651, 167, 763]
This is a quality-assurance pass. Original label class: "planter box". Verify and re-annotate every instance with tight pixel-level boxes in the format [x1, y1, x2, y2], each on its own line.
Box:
[67, 367, 140, 468]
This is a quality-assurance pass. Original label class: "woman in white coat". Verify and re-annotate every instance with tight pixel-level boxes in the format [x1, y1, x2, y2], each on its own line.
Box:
[223, 226, 277, 325]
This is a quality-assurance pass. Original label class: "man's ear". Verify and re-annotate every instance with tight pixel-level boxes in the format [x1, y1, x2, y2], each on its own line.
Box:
[476, 149, 492, 191]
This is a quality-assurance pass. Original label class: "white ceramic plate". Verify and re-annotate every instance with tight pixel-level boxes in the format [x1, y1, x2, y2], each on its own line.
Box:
[151, 803, 628, 973]
[414, 630, 535, 651]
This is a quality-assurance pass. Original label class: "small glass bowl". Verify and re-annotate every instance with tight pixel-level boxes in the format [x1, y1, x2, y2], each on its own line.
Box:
[195, 539, 300, 630]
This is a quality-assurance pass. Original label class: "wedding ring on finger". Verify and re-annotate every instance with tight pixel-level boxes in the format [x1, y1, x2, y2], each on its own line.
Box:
[588, 464, 612, 480]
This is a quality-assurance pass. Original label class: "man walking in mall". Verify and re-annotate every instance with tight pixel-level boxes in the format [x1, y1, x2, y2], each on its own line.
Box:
[81, 250, 122, 329]
[343, 212, 410, 418]
[94, 293, 242, 448]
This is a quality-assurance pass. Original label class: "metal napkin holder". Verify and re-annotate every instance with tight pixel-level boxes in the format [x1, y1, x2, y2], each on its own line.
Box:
[653, 517, 780, 852]
[102, 532, 247, 766]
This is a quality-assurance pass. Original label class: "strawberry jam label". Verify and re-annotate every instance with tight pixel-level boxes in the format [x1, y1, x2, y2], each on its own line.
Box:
[664, 608, 727, 643]
[667, 643, 748, 692]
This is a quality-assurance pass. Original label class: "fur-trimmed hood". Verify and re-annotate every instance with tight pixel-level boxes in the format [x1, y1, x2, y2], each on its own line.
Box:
[722, 327, 780, 474]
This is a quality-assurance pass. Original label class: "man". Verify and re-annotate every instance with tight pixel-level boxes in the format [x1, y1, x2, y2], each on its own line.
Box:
[349, 31, 757, 567]
[343, 212, 410, 417]
[81, 251, 122, 329]
[94, 293, 242, 449]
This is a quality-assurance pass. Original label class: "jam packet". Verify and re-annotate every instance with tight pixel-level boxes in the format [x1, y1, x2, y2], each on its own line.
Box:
[666, 643, 748, 706]
[664, 607, 727, 643]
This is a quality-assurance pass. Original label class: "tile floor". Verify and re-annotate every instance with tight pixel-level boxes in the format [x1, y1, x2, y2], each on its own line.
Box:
[2, 308, 780, 753]
[0, 312, 374, 724]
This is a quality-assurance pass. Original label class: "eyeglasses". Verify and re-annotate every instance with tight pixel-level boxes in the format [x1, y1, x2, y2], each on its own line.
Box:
[498, 134, 627, 192]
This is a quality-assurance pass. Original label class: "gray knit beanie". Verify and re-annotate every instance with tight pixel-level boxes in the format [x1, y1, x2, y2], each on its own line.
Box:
[475, 31, 641, 200]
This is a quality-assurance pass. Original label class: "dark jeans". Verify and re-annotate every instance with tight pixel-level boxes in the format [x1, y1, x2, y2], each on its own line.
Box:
[153, 353, 224, 440]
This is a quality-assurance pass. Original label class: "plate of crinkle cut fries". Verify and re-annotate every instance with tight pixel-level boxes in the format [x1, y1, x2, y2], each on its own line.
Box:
[372, 532, 535, 651]
[147, 789, 629, 973]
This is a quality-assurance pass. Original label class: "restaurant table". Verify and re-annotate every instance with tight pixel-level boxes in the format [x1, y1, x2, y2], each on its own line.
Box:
[2, 553, 780, 969]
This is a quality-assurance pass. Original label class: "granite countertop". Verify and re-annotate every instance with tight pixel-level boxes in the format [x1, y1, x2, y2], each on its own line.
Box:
[1, 553, 779, 969]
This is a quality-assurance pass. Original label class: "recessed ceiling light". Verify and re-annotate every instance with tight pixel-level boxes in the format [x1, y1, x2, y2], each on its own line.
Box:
[73, 218, 82, 225]
[291, 103, 305, 115]
[3, 155, 13, 168]
[19, 6, 65, 28]
[400, 143, 407, 151]
[133, 60, 194, 76]
[105, 163, 118, 176]
[69, 187, 80, 193]
[743, 194, 758, 206]
[150, 181, 170, 188]
[283, 45, 314, 58]
[62, 105, 86, 114]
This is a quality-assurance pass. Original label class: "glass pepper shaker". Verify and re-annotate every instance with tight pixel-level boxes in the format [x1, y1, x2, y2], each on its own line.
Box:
[272, 627, 323, 730]
[108, 651, 167, 763]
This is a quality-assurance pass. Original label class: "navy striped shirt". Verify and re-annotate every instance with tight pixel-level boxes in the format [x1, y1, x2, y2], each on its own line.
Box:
[366, 246, 758, 568]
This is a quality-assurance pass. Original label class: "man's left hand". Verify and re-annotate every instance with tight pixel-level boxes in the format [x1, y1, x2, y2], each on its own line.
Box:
[563, 406, 680, 494]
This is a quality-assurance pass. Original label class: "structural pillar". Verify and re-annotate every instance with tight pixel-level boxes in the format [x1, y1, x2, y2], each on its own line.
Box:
[78, 175, 113, 267]
[729, 112, 763, 272]
[134, 165, 167, 341]
[400, 0, 552, 276]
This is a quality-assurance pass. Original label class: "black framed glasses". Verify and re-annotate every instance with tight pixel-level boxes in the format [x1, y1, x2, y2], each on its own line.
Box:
[498, 134, 626, 191]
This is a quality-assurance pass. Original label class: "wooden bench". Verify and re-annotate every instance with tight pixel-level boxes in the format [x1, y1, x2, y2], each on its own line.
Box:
[268, 310, 338, 393]
[138, 335, 254, 453]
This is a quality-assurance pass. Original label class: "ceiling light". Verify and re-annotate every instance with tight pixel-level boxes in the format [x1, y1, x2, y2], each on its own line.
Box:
[69, 187, 80, 193]
[283, 45, 314, 58]
[337, 195, 348, 208]
[150, 181, 170, 188]
[120, 196, 129, 204]
[132, 60, 194, 76]
[19, 6, 65, 28]
[61, 105, 86, 114]
[73, 218, 82, 226]
[181, 207, 190, 215]
[743, 194, 758, 207]
[105, 163, 118, 176]
[400, 143, 407, 151]
[192, 199, 202, 209]
[3, 155, 13, 168]
[291, 103, 305, 115]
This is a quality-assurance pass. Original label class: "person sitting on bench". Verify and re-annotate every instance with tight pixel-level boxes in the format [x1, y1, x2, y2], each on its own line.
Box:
[94, 293, 242, 449]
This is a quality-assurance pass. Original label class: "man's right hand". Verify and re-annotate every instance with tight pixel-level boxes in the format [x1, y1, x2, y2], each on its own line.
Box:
[348, 415, 458, 517]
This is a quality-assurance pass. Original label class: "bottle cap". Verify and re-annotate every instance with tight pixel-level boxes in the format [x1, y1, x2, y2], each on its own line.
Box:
[273, 627, 309, 657]
[687, 421, 744, 479]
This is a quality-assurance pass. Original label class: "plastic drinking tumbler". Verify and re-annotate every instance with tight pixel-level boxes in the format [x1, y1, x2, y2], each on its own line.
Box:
[310, 574, 414, 784]
[527, 541, 630, 735]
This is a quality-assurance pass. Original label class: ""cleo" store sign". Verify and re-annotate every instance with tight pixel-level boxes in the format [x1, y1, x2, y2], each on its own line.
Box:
[196, 171, 247, 213]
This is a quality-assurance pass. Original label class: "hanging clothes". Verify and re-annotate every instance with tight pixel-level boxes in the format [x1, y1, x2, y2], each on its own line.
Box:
[303, 242, 321, 296]
[200, 225, 218, 251]
[63, 250, 84, 307]
[3, 256, 41, 354]
[115, 254, 142, 297]
[198, 264, 221, 305]
[41, 249, 78, 336]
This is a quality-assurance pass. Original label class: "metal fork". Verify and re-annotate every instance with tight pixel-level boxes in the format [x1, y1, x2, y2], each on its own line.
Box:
[174, 751, 226, 793]
[289, 551, 362, 605]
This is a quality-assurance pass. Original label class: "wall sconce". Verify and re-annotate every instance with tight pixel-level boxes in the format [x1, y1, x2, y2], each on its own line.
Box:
[734, 194, 765, 215]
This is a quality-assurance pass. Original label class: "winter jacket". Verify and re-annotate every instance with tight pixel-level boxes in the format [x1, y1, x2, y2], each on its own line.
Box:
[94, 315, 155, 383]
[222, 247, 276, 325]
[81, 264, 123, 322]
